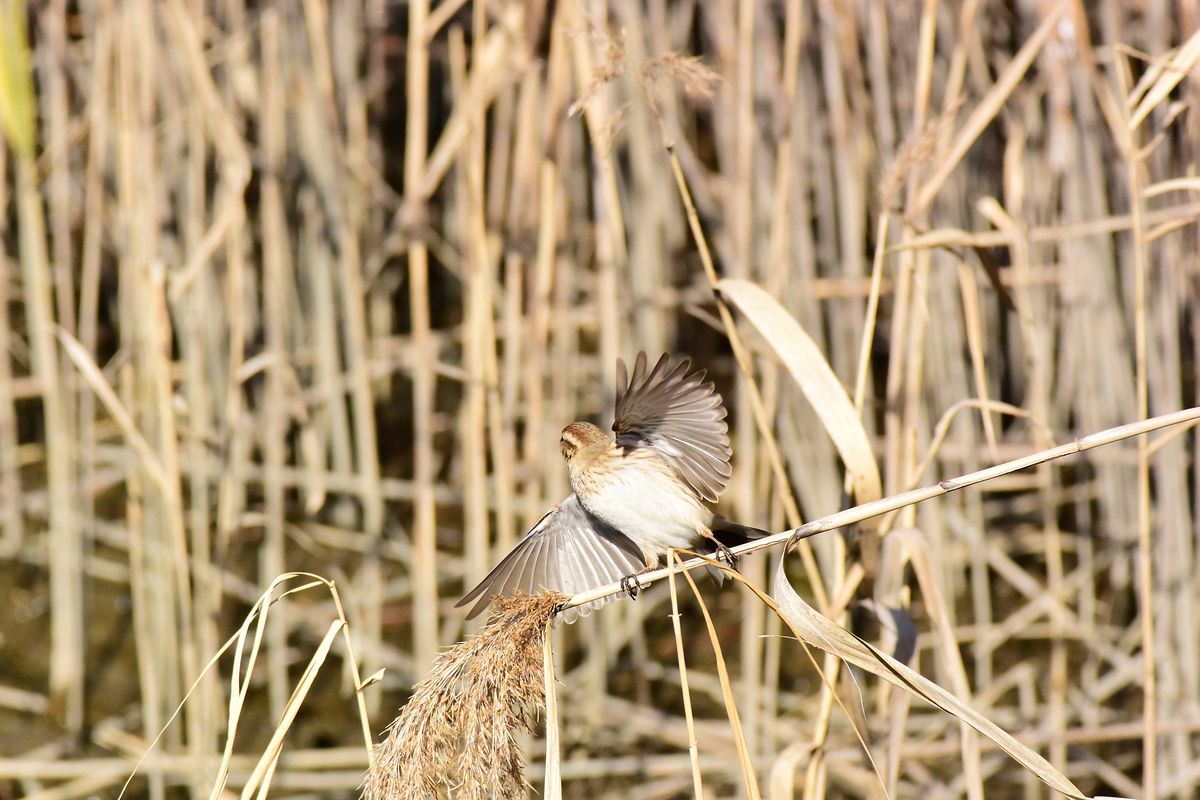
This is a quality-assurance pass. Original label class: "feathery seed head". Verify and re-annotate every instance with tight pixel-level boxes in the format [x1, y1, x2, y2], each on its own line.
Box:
[364, 593, 563, 800]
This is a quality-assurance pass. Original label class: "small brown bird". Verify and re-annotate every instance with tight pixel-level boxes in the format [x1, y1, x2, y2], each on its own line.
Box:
[457, 352, 766, 622]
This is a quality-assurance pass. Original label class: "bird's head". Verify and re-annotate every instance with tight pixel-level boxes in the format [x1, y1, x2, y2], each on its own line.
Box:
[560, 421, 606, 461]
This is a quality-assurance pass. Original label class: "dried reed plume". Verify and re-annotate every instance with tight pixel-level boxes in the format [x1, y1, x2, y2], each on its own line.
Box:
[879, 98, 964, 210]
[363, 593, 563, 800]
[642, 52, 721, 101]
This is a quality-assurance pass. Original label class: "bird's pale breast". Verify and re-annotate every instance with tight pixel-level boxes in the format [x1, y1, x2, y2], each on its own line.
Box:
[572, 447, 712, 559]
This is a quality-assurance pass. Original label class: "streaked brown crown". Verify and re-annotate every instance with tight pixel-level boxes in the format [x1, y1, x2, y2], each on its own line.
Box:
[560, 421, 607, 460]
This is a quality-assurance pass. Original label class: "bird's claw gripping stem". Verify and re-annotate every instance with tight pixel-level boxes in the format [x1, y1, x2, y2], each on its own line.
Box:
[621, 573, 643, 600]
[714, 542, 739, 570]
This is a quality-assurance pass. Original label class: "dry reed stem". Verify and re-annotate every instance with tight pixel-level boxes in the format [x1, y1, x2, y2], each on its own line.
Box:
[1115, 51, 1158, 799]
[404, 0, 439, 680]
[561, 404, 1200, 611]
[665, 550, 704, 798]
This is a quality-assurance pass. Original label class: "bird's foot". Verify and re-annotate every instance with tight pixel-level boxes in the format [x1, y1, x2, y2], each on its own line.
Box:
[714, 542, 739, 570]
[620, 573, 643, 600]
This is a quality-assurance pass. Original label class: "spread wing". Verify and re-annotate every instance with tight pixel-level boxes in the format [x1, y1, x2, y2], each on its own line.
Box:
[456, 494, 645, 623]
[613, 352, 732, 502]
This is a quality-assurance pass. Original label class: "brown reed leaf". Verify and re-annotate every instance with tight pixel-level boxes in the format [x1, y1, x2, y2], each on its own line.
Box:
[363, 592, 563, 800]
[770, 557, 1088, 800]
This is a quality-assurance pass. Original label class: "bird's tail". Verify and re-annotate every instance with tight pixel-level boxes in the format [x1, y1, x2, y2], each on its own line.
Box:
[711, 516, 769, 546]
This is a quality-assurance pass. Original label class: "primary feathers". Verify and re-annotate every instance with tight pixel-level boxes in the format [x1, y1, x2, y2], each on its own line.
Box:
[457, 353, 765, 622]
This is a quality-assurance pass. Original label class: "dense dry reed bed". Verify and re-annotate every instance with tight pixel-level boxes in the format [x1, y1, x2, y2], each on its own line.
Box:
[1, 0, 1199, 797]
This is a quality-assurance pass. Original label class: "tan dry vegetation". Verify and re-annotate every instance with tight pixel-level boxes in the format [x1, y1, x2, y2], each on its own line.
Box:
[1, 0, 1200, 798]
[366, 593, 562, 800]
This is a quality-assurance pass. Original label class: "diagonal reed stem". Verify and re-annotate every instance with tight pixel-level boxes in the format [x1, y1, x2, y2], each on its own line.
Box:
[559, 405, 1200, 612]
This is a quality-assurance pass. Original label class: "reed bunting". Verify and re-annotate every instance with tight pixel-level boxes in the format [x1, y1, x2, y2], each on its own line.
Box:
[457, 352, 765, 622]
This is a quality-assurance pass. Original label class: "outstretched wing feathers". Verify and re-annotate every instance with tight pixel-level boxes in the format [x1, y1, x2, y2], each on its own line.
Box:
[456, 494, 645, 623]
[613, 352, 733, 502]
[459, 352, 734, 623]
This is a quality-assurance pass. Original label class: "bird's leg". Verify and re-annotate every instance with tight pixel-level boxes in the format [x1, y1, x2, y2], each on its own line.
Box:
[621, 557, 660, 600]
[714, 542, 738, 569]
[699, 525, 739, 570]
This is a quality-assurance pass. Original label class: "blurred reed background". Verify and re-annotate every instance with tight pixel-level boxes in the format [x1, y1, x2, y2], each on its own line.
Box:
[1, 0, 1199, 797]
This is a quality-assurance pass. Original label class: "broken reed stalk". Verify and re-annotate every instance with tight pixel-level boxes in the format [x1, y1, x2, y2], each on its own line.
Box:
[560, 405, 1200, 612]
